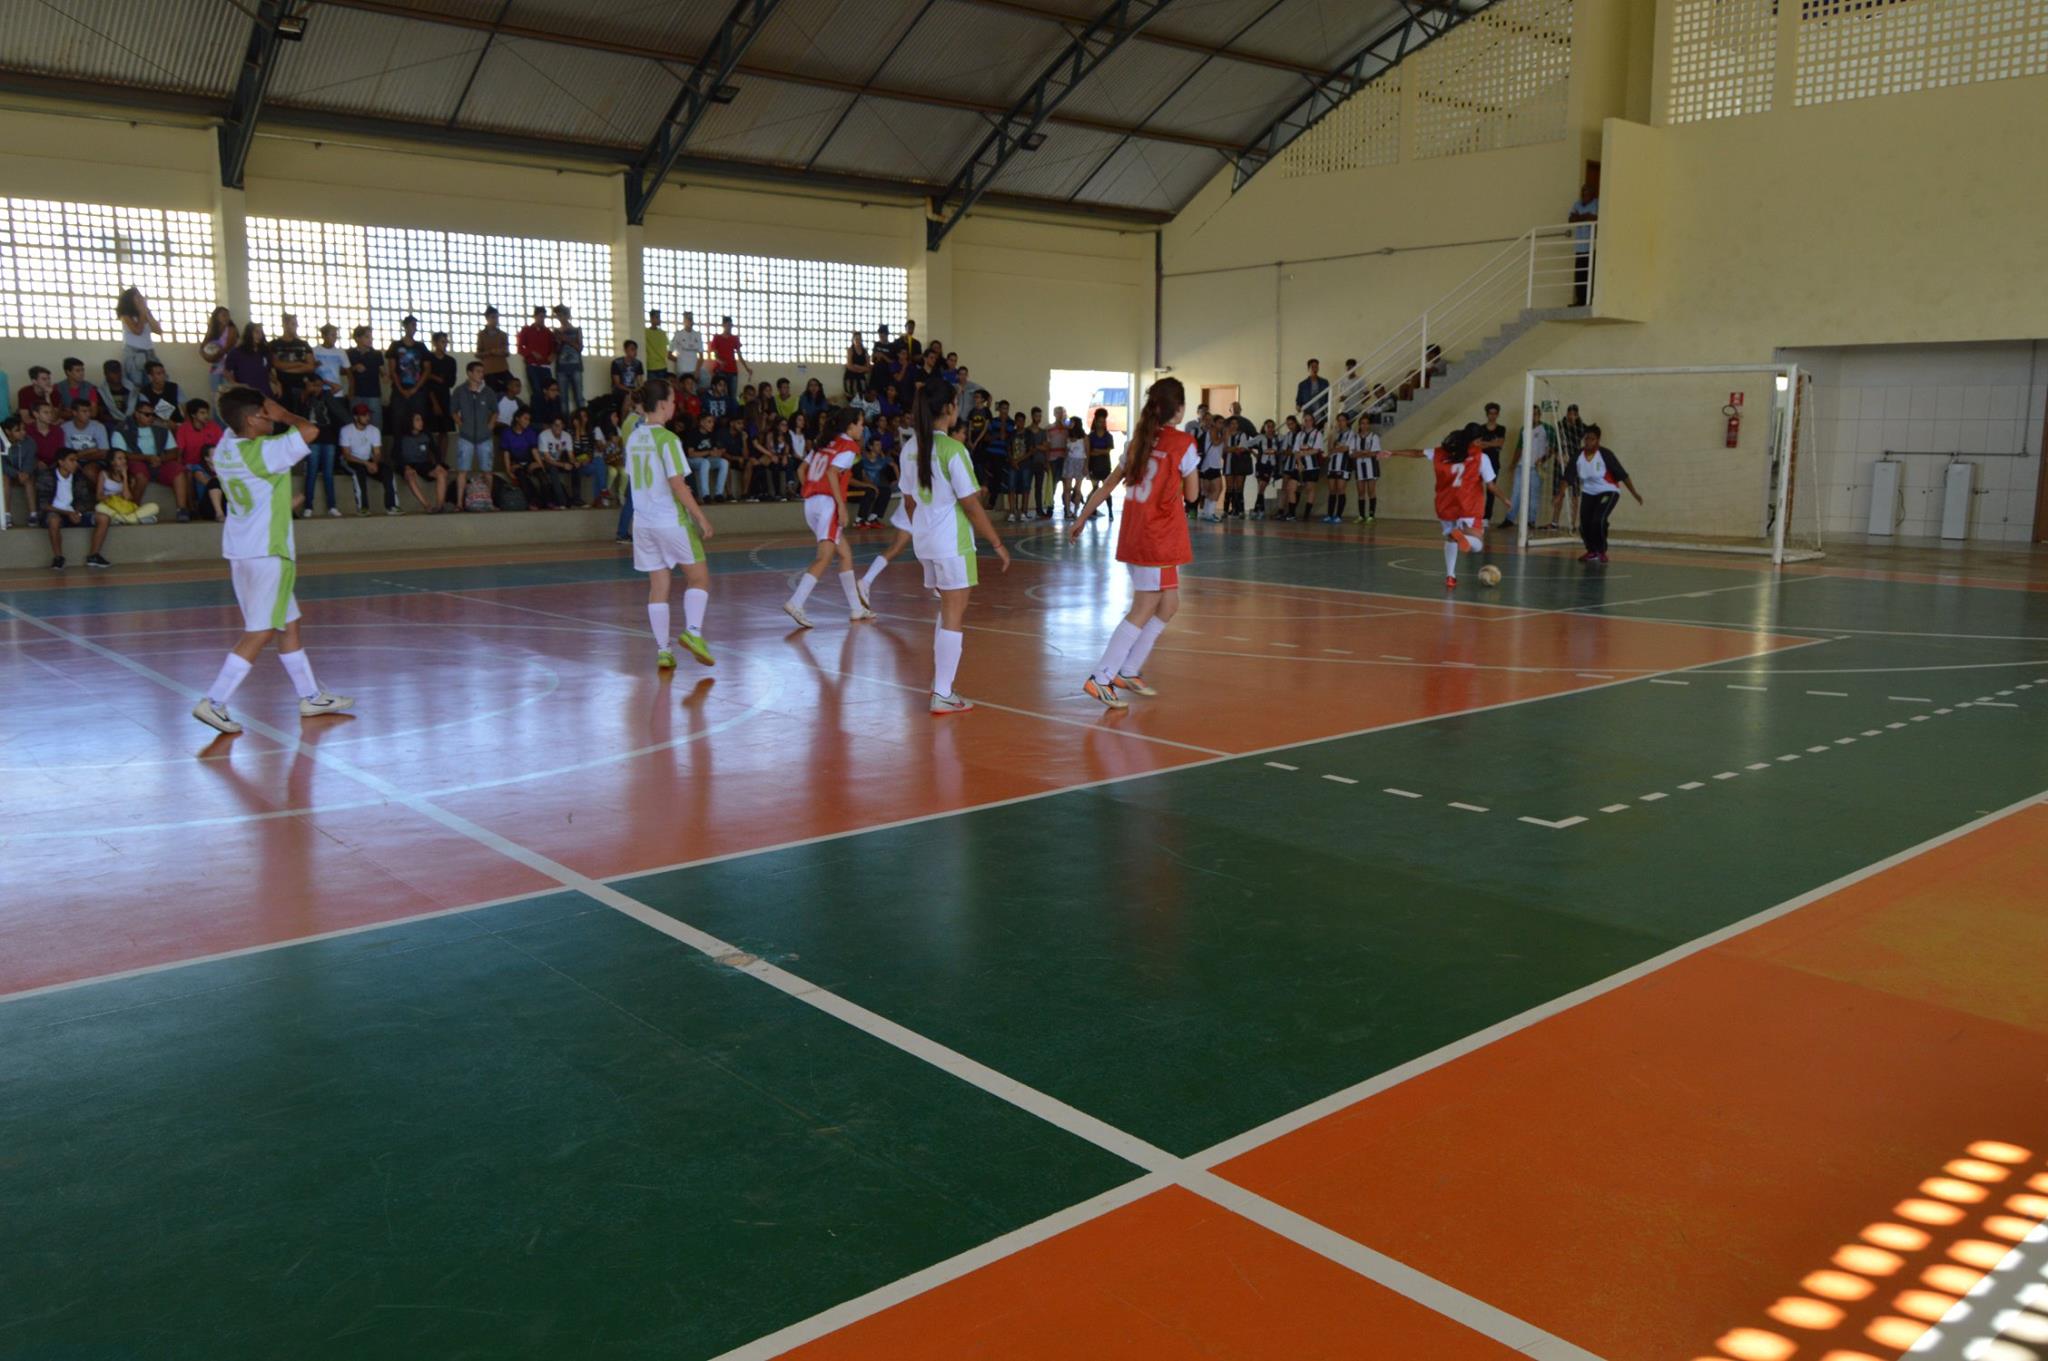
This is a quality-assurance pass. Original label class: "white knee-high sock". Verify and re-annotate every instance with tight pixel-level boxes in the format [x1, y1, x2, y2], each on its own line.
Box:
[838, 570, 862, 610]
[1122, 617, 1169, 676]
[1090, 620, 1142, 685]
[1443, 536, 1459, 576]
[788, 573, 817, 608]
[683, 588, 707, 634]
[933, 627, 964, 696]
[648, 601, 670, 647]
[860, 555, 888, 589]
[278, 649, 320, 699]
[207, 653, 253, 704]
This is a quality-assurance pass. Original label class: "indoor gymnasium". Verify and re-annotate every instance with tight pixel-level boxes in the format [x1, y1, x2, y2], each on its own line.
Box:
[2, 1, 2047, 1358]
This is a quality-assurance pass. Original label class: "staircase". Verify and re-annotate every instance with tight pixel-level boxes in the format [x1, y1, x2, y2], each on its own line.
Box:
[1303, 222, 1595, 434]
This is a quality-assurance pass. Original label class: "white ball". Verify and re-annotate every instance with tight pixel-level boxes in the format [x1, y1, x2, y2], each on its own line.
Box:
[1478, 565, 1502, 587]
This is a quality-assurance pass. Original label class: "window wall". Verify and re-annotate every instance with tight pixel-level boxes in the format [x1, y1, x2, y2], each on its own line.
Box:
[0, 197, 214, 342]
[642, 247, 909, 366]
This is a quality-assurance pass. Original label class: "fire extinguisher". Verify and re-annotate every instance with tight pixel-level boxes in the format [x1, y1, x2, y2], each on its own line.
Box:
[1724, 391, 1744, 448]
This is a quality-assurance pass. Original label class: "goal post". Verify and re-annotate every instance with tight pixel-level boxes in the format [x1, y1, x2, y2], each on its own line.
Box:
[1515, 363, 1823, 564]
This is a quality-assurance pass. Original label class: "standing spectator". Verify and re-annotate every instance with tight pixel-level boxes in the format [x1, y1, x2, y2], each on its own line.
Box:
[98, 359, 138, 425]
[476, 306, 511, 391]
[111, 402, 175, 506]
[1551, 403, 1587, 534]
[1475, 402, 1508, 520]
[313, 325, 348, 394]
[955, 364, 983, 410]
[551, 305, 585, 413]
[496, 377, 525, 432]
[611, 340, 644, 402]
[386, 316, 432, 440]
[338, 403, 397, 515]
[518, 306, 555, 395]
[135, 361, 181, 424]
[843, 331, 871, 400]
[1294, 358, 1329, 418]
[1574, 424, 1640, 562]
[707, 316, 749, 389]
[200, 307, 238, 395]
[270, 314, 316, 403]
[223, 324, 271, 394]
[346, 325, 383, 428]
[16, 366, 57, 421]
[116, 287, 164, 388]
[1569, 180, 1599, 305]
[1500, 403, 1551, 530]
[394, 408, 448, 514]
[174, 398, 226, 520]
[672, 311, 704, 384]
[297, 380, 344, 518]
[1337, 358, 1365, 420]
[425, 331, 457, 463]
[452, 361, 498, 511]
[55, 358, 107, 420]
[644, 308, 672, 378]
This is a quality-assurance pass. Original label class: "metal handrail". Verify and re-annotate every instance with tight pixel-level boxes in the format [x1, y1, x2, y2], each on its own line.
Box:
[1297, 222, 1592, 428]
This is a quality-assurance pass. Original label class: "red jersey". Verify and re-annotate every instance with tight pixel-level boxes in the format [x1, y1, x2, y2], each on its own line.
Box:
[801, 435, 858, 499]
[709, 333, 742, 373]
[1432, 448, 1494, 522]
[1115, 426, 1199, 567]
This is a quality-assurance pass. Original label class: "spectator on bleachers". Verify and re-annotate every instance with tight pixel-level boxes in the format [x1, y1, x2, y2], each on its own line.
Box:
[174, 398, 225, 520]
[721, 413, 752, 499]
[394, 408, 448, 514]
[98, 359, 137, 426]
[63, 401, 112, 481]
[851, 433, 892, 526]
[534, 414, 576, 507]
[499, 409, 560, 509]
[551, 305, 585, 413]
[844, 333, 871, 400]
[346, 325, 382, 428]
[94, 452, 157, 525]
[1295, 358, 1329, 417]
[672, 311, 703, 384]
[496, 377, 524, 430]
[116, 287, 162, 388]
[687, 411, 727, 504]
[223, 324, 270, 394]
[611, 340, 644, 405]
[111, 403, 175, 506]
[542, 415, 590, 507]
[956, 364, 983, 409]
[708, 315, 750, 389]
[17, 366, 56, 419]
[201, 307, 238, 394]
[703, 374, 732, 424]
[16, 401, 66, 525]
[476, 306, 511, 392]
[386, 316, 432, 443]
[339, 403, 397, 516]
[270, 314, 316, 402]
[42, 448, 112, 569]
[519, 306, 555, 395]
[2, 413, 30, 524]
[452, 361, 497, 512]
[56, 358, 107, 420]
[297, 380, 344, 518]
[136, 361, 180, 424]
[674, 372, 702, 426]
[773, 377, 798, 421]
[425, 331, 456, 463]
[531, 378, 564, 429]
[644, 308, 671, 379]
[313, 325, 347, 395]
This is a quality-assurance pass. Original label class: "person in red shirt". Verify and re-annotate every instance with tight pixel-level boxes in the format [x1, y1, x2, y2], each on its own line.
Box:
[780, 409, 876, 629]
[707, 316, 750, 388]
[517, 306, 556, 397]
[1069, 377, 1200, 709]
[174, 397, 227, 520]
[14, 400, 66, 524]
[1386, 423, 1499, 588]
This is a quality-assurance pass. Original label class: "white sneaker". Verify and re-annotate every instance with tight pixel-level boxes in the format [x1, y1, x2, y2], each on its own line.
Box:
[326, 508, 342, 518]
[782, 601, 813, 629]
[850, 607, 877, 621]
[299, 692, 355, 716]
[385, 507, 402, 516]
[930, 691, 974, 715]
[191, 698, 242, 734]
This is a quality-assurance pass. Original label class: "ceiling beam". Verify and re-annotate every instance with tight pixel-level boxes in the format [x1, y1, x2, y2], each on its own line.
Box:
[945, 0, 1324, 78]
[1226, 0, 1498, 192]
[927, 0, 1183, 251]
[626, 0, 785, 224]
[218, 0, 292, 188]
[308, 0, 1235, 154]
[446, 0, 514, 129]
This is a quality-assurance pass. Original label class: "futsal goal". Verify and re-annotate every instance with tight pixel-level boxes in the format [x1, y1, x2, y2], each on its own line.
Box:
[1516, 363, 1823, 563]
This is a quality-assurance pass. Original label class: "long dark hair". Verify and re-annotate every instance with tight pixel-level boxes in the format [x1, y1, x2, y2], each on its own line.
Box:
[1118, 377, 1185, 488]
[117, 287, 143, 321]
[913, 379, 956, 492]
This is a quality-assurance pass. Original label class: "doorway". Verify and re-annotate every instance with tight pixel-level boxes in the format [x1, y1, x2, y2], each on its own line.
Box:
[1048, 370, 1133, 452]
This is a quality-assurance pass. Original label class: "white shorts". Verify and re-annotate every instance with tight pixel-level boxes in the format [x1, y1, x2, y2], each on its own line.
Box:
[802, 494, 841, 543]
[1062, 456, 1086, 480]
[230, 556, 301, 633]
[633, 519, 703, 571]
[887, 499, 912, 533]
[1127, 564, 1182, 592]
[1441, 517, 1483, 542]
[920, 555, 977, 591]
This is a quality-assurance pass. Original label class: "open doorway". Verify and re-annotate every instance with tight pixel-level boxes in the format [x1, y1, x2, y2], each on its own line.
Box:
[1049, 370, 1133, 455]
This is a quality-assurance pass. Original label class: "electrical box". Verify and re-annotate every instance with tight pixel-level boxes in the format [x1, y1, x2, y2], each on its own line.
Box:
[1867, 460, 1900, 536]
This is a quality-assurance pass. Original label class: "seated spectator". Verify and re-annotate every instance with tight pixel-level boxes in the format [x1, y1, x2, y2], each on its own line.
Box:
[747, 418, 778, 501]
[339, 403, 397, 515]
[534, 415, 576, 507]
[851, 436, 893, 526]
[675, 372, 703, 426]
[111, 403, 175, 507]
[498, 410, 559, 509]
[94, 451, 158, 524]
[496, 376, 525, 430]
[270, 314, 316, 401]
[703, 375, 733, 424]
[43, 448, 112, 569]
[297, 382, 344, 518]
[720, 414, 752, 500]
[531, 378, 564, 430]
[686, 412, 727, 503]
[394, 408, 448, 514]
[16, 365, 57, 420]
[174, 398, 225, 520]
[135, 361, 181, 424]
[1, 413, 30, 524]
[62, 401, 112, 484]
[55, 359, 106, 421]
[99, 359, 138, 425]
[540, 415, 590, 507]
[610, 341, 644, 401]
[799, 377, 831, 423]
[773, 377, 799, 421]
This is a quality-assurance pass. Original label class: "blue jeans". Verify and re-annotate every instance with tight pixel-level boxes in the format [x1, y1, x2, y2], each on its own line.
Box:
[306, 442, 339, 513]
[557, 360, 584, 412]
[616, 494, 632, 539]
[689, 455, 728, 500]
[577, 458, 606, 506]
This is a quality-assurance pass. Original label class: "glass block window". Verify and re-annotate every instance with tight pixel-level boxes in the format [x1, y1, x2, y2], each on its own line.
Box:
[247, 217, 614, 351]
[1412, 0, 1574, 160]
[1276, 73, 1403, 178]
[642, 247, 909, 366]
[1797, 0, 2048, 105]
[0, 197, 214, 341]
[1668, 0, 1781, 121]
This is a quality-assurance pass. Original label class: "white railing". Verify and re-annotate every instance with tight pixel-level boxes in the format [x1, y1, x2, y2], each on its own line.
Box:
[1299, 222, 1593, 429]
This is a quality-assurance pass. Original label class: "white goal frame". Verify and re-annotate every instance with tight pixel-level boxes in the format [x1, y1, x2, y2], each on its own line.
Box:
[1518, 362, 1817, 564]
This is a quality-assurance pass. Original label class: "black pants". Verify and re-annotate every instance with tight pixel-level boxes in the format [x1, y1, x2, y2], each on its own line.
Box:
[1581, 490, 1619, 554]
[1573, 252, 1593, 306]
[855, 480, 889, 520]
[346, 460, 398, 511]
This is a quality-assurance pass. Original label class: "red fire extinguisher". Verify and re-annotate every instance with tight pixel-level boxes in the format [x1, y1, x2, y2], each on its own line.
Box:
[1724, 391, 1744, 448]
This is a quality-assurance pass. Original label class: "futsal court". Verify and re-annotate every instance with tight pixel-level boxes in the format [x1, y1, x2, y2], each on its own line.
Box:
[3, 517, 2045, 1361]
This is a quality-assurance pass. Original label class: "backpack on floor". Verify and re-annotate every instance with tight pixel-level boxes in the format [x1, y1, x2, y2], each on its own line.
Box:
[492, 480, 526, 512]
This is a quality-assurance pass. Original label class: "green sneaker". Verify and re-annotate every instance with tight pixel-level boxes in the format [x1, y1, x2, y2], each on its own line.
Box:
[679, 631, 715, 667]
[656, 648, 677, 670]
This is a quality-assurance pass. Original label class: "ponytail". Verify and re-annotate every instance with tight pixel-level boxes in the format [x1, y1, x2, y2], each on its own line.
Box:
[913, 378, 955, 492]
[638, 376, 672, 412]
[1118, 377, 1185, 488]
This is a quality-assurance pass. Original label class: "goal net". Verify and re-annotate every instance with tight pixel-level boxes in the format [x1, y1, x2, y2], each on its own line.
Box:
[1516, 364, 1823, 563]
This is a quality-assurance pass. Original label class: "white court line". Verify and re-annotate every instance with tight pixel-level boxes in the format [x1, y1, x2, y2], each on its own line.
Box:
[1677, 781, 1705, 790]
[1890, 695, 1934, 703]
[1747, 762, 1772, 771]
[1648, 678, 1689, 686]
[1599, 803, 1629, 814]
[1322, 774, 1359, 785]
[1383, 787, 1423, 799]
[1714, 771, 1740, 780]
[1807, 690, 1848, 697]
[1575, 672, 1614, 679]
[1976, 701, 2020, 708]
[1728, 684, 1769, 692]
[1265, 761, 1299, 772]
[1805, 745, 1831, 753]
[1448, 801, 1488, 813]
[1639, 792, 1667, 802]
[1518, 815, 1586, 829]
[1777, 754, 1802, 762]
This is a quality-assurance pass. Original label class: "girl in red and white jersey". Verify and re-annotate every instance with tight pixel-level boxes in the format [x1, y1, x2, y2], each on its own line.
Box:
[1068, 377, 1200, 709]
[782, 407, 876, 627]
[1384, 423, 1497, 588]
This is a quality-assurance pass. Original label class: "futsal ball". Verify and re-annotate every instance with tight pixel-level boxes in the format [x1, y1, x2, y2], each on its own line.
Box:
[1478, 565, 1502, 587]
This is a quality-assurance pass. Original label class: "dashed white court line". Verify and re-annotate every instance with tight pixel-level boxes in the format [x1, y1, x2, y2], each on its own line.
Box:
[1322, 774, 1359, 785]
[1889, 695, 1934, 703]
[1677, 781, 1705, 790]
[1805, 745, 1831, 753]
[1714, 771, 1740, 780]
[1383, 787, 1422, 799]
[1807, 690, 1848, 697]
[1265, 761, 1299, 771]
[1448, 801, 1488, 813]
[1728, 684, 1768, 692]
[1599, 803, 1629, 814]
[1639, 792, 1667, 802]
[1747, 762, 1772, 771]
[1518, 815, 1586, 829]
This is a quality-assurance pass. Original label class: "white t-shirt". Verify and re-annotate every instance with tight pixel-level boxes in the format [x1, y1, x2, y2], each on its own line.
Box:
[899, 431, 979, 561]
[1199, 433, 1224, 472]
[214, 428, 312, 561]
[539, 429, 574, 459]
[626, 423, 691, 525]
[121, 318, 152, 350]
[313, 345, 348, 389]
[50, 467, 77, 513]
[672, 328, 703, 369]
[339, 424, 381, 463]
[1577, 448, 1620, 496]
[497, 394, 520, 426]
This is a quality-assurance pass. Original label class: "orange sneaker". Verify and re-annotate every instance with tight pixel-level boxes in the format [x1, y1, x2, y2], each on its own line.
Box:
[1083, 676, 1129, 710]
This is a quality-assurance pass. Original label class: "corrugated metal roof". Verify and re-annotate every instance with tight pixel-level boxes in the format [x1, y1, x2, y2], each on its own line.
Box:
[1137, 57, 1298, 139]
[272, 6, 487, 123]
[455, 37, 671, 147]
[807, 98, 984, 185]
[749, 0, 927, 81]
[876, 4, 1075, 111]
[1073, 136, 1220, 212]
[500, 0, 732, 56]
[7, 0, 242, 97]
[1055, 40, 1206, 128]
[986, 125, 1125, 199]
[685, 77, 853, 168]
[1231, 0, 1410, 67]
